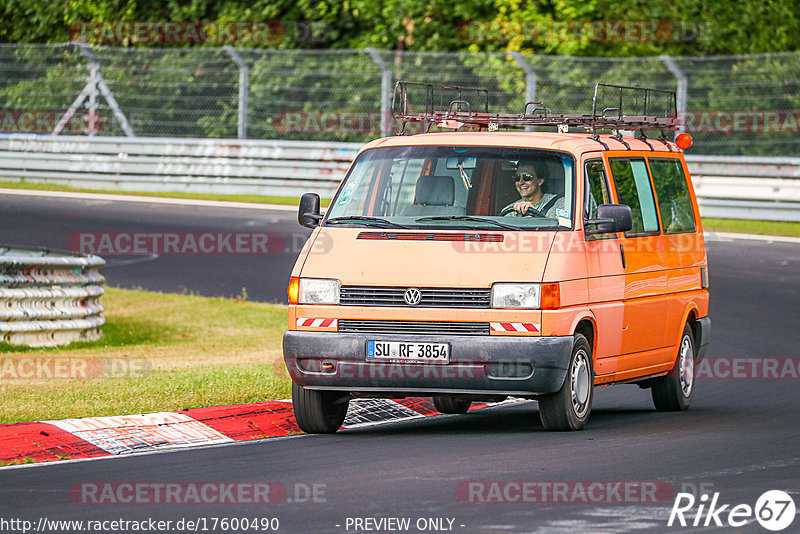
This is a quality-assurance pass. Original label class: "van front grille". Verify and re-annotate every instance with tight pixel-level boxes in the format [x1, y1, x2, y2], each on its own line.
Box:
[338, 320, 489, 336]
[340, 286, 490, 308]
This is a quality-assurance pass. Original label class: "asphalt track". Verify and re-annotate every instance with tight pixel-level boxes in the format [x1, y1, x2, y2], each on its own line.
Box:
[1, 193, 799, 533]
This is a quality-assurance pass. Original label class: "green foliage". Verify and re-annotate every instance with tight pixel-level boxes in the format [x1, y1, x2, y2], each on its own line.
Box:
[0, 1, 797, 154]
[1, 0, 797, 56]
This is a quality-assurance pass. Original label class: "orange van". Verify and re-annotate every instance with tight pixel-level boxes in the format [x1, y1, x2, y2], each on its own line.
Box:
[283, 83, 710, 432]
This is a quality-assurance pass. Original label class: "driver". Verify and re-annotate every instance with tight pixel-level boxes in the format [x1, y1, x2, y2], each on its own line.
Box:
[502, 161, 564, 218]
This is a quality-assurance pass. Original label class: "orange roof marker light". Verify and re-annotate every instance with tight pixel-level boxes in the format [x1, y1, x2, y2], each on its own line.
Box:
[676, 132, 693, 150]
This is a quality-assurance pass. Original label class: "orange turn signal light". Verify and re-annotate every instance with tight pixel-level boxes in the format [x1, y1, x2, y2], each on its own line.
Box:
[540, 282, 561, 310]
[287, 276, 300, 304]
[675, 132, 693, 150]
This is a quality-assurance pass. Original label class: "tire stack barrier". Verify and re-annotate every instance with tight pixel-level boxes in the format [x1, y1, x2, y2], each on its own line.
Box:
[0, 246, 105, 347]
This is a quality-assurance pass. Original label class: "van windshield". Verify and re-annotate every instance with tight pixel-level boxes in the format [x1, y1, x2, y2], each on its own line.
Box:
[325, 146, 575, 230]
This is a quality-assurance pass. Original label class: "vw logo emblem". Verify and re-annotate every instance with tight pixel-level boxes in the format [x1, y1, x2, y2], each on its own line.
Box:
[403, 287, 422, 305]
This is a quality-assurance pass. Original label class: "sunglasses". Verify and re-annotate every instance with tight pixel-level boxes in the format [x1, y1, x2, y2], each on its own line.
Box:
[513, 172, 537, 183]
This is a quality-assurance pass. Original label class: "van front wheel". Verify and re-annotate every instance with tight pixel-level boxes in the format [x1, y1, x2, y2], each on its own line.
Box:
[292, 383, 350, 434]
[651, 324, 695, 411]
[538, 334, 593, 431]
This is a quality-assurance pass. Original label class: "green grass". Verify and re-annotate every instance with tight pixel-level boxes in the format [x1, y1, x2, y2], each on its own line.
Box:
[0, 287, 292, 423]
[701, 218, 800, 238]
[0, 180, 331, 207]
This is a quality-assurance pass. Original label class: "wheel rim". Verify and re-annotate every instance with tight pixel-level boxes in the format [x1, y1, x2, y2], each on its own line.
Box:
[571, 349, 590, 417]
[679, 336, 694, 397]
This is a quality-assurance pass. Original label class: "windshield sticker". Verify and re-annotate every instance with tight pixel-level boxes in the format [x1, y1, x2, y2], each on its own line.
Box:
[558, 216, 571, 227]
[337, 185, 354, 206]
[556, 208, 569, 218]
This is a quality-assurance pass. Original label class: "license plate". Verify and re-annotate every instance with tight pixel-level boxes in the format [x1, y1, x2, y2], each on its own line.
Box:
[366, 341, 450, 364]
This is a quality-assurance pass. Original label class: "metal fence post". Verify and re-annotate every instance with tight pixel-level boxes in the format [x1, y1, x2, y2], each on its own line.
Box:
[661, 55, 687, 136]
[87, 64, 99, 135]
[366, 48, 392, 137]
[225, 46, 249, 139]
[54, 44, 136, 136]
[511, 52, 536, 131]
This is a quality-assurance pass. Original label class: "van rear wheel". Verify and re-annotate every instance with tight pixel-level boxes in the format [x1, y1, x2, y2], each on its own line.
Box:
[292, 383, 349, 434]
[433, 396, 472, 414]
[538, 334, 593, 431]
[651, 324, 695, 411]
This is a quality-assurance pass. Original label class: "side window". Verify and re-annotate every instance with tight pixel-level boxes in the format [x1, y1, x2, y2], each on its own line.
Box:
[609, 158, 659, 236]
[584, 159, 610, 220]
[649, 158, 696, 234]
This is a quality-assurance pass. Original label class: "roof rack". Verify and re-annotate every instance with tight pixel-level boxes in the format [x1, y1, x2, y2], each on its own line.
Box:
[391, 81, 680, 139]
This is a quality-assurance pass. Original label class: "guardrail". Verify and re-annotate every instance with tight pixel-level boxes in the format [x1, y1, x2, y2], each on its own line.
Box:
[686, 155, 800, 222]
[0, 246, 105, 347]
[0, 135, 798, 221]
[0, 135, 360, 199]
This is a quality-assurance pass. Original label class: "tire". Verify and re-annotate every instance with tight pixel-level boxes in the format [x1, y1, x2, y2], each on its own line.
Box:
[292, 382, 349, 434]
[539, 334, 594, 431]
[651, 323, 695, 411]
[433, 396, 472, 414]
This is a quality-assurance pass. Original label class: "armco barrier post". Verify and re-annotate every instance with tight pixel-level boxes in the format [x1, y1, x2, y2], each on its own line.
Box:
[0, 246, 106, 347]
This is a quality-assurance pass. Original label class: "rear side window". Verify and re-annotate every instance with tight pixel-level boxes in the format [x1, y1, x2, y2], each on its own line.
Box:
[649, 158, 696, 234]
[609, 158, 659, 236]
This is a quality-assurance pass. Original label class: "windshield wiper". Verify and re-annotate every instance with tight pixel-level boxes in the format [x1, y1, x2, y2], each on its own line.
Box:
[326, 216, 411, 229]
[415, 216, 522, 231]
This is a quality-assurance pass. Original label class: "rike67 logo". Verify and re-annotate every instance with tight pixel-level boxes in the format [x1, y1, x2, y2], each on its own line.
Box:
[668, 490, 795, 531]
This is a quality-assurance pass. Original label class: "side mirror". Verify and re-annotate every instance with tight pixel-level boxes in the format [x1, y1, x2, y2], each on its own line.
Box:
[585, 204, 633, 236]
[298, 193, 323, 228]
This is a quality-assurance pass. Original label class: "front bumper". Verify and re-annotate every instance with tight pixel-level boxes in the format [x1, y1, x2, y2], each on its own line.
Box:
[282, 331, 574, 396]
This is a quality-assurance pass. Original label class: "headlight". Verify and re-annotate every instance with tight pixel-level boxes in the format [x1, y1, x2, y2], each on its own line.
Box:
[491, 283, 540, 309]
[299, 278, 340, 304]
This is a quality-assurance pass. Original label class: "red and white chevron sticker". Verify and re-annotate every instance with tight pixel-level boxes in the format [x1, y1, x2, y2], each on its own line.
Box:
[296, 318, 338, 329]
[490, 322, 540, 333]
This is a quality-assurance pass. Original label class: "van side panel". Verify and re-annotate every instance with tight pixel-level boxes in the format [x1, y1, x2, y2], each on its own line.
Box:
[604, 151, 670, 365]
[647, 155, 709, 364]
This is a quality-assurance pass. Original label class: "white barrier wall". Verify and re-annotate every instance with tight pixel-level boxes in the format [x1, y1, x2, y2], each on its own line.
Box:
[0, 135, 361, 199]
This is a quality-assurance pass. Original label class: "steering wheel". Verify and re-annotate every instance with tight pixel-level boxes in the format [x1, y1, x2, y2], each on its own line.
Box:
[499, 204, 548, 218]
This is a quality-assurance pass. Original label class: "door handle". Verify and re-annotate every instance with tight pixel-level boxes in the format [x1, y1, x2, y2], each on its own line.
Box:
[619, 243, 627, 268]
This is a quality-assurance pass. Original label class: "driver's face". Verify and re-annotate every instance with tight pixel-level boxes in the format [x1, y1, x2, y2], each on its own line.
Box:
[515, 165, 544, 200]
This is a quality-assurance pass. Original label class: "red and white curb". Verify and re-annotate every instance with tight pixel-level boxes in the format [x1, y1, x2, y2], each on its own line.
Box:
[0, 397, 519, 466]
